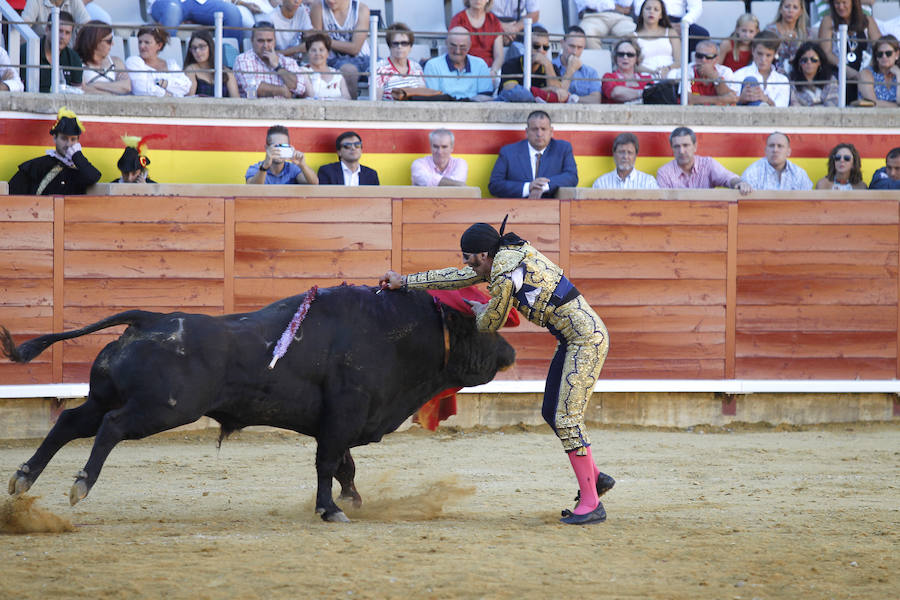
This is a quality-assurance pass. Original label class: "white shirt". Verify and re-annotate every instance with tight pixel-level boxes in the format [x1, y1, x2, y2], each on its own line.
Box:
[0, 48, 24, 93]
[522, 143, 550, 197]
[592, 168, 659, 189]
[341, 161, 360, 186]
[575, 0, 634, 12]
[634, 0, 701, 23]
[491, 0, 539, 20]
[741, 158, 813, 191]
[125, 56, 192, 97]
[268, 5, 312, 51]
[733, 62, 790, 108]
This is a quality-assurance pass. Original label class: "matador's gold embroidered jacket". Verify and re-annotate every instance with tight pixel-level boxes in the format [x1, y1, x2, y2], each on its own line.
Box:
[405, 243, 565, 331]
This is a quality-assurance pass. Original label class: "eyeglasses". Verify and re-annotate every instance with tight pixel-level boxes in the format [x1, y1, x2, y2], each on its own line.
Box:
[189, 44, 207, 51]
[694, 53, 716, 60]
[390, 40, 411, 48]
[876, 50, 895, 58]
[101, 37, 113, 45]
[341, 141, 362, 149]
[833, 154, 853, 162]
[533, 43, 550, 51]
[799, 56, 819, 64]
[616, 51, 637, 58]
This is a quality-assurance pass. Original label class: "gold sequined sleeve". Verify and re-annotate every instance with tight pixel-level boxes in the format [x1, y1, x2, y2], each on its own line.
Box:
[476, 273, 515, 332]
[405, 266, 484, 290]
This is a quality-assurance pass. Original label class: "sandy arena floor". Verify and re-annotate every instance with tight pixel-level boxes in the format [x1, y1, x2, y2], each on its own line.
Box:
[1, 422, 897, 599]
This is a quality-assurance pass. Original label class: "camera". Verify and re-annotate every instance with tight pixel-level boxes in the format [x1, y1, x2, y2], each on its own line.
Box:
[273, 144, 294, 159]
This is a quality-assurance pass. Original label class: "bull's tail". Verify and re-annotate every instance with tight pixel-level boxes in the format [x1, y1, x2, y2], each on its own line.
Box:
[0, 310, 157, 364]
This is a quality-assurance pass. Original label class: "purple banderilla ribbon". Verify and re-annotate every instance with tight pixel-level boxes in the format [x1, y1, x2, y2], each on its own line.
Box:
[268, 285, 317, 369]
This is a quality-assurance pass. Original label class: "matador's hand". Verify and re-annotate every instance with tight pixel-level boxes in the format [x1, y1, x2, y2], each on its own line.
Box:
[464, 299, 487, 317]
[380, 270, 405, 290]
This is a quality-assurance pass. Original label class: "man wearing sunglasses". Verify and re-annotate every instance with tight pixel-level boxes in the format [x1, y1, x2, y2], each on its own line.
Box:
[666, 40, 737, 105]
[317, 131, 380, 186]
[869, 147, 900, 190]
[498, 25, 569, 102]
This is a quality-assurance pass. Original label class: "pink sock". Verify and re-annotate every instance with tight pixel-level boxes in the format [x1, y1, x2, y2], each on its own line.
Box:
[569, 446, 600, 515]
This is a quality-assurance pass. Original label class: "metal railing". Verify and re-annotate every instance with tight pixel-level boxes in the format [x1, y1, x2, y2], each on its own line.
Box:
[1, 0, 40, 92]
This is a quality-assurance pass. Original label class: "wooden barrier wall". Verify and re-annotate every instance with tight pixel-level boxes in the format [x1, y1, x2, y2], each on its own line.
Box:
[1, 192, 898, 383]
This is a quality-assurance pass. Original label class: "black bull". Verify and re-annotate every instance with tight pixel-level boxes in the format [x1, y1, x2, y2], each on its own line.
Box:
[1, 285, 515, 522]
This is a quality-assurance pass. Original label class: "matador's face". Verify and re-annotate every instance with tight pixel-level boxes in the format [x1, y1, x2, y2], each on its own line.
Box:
[463, 251, 493, 279]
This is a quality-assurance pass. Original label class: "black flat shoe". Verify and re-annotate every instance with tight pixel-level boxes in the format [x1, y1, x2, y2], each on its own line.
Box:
[560, 502, 607, 525]
[574, 472, 616, 503]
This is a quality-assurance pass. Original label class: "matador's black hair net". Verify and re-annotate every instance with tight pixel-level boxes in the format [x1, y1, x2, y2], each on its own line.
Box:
[460, 215, 526, 257]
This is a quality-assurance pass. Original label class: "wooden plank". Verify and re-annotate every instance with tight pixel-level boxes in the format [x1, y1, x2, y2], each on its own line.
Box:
[63, 335, 119, 362]
[403, 223, 560, 251]
[571, 251, 726, 279]
[0, 278, 53, 305]
[738, 224, 898, 252]
[599, 358, 724, 379]
[735, 357, 895, 379]
[494, 359, 551, 380]
[737, 200, 898, 224]
[608, 332, 725, 360]
[235, 222, 392, 251]
[235, 197, 392, 222]
[402, 250, 561, 273]
[401, 198, 559, 223]
[577, 279, 726, 306]
[64, 306, 224, 329]
[53, 196, 64, 382]
[726, 202, 737, 379]
[63, 363, 91, 383]
[64, 223, 225, 251]
[0, 363, 53, 385]
[571, 200, 728, 225]
[224, 197, 234, 315]
[500, 332, 557, 360]
[391, 198, 402, 273]
[234, 278, 357, 309]
[0, 196, 54, 221]
[0, 305, 53, 332]
[736, 305, 896, 332]
[64, 251, 224, 278]
[737, 278, 897, 305]
[0, 223, 53, 249]
[559, 198, 570, 274]
[65, 196, 224, 222]
[600, 305, 726, 332]
[736, 331, 895, 358]
[738, 251, 898, 278]
[234, 250, 390, 278]
[0, 250, 53, 277]
[64, 279, 223, 307]
[572, 225, 727, 252]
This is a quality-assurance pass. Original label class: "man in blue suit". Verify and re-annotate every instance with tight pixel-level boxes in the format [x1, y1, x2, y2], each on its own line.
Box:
[488, 111, 578, 198]
[317, 131, 380, 186]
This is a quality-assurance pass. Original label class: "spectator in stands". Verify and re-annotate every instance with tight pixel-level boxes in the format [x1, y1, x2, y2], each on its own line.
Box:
[734, 31, 790, 107]
[718, 13, 758, 72]
[553, 26, 602, 104]
[299, 32, 351, 99]
[869, 146, 900, 190]
[184, 29, 240, 97]
[634, 0, 708, 54]
[741, 132, 813, 191]
[234, 21, 306, 98]
[125, 26, 191, 97]
[449, 0, 505, 75]
[498, 25, 569, 102]
[602, 38, 653, 103]
[789, 41, 839, 106]
[9, 107, 101, 195]
[815, 143, 867, 189]
[858, 35, 900, 107]
[82, 0, 111, 23]
[21, 0, 90, 36]
[633, 0, 680, 78]
[375, 23, 436, 101]
[666, 39, 737, 105]
[112, 135, 160, 184]
[1, 47, 25, 93]
[246, 124, 318, 184]
[488, 110, 577, 199]
[764, 0, 809, 76]
[75, 20, 131, 95]
[423, 27, 494, 101]
[150, 0, 247, 43]
[317, 131, 379, 185]
[657, 126, 751, 194]
[592, 132, 659, 189]
[269, 0, 311, 61]
[818, 0, 881, 101]
[491, 0, 539, 59]
[22, 10, 83, 93]
[411, 129, 468, 187]
[573, 0, 636, 49]
[309, 0, 371, 99]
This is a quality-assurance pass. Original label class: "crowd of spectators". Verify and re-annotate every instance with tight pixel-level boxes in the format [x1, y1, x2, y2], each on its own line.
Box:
[2, 0, 898, 104]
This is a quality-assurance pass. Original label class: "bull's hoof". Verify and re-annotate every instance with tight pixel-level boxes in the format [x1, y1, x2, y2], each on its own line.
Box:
[8, 473, 31, 495]
[338, 491, 363, 509]
[69, 472, 89, 506]
[316, 508, 351, 523]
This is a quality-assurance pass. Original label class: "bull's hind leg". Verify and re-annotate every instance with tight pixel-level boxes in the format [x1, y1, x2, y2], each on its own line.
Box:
[335, 450, 362, 509]
[9, 398, 107, 495]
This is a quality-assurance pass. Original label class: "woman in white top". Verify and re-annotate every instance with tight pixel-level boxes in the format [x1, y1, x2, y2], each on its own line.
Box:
[74, 20, 131, 95]
[375, 23, 436, 101]
[299, 33, 351, 99]
[125, 26, 191, 97]
[633, 0, 680, 77]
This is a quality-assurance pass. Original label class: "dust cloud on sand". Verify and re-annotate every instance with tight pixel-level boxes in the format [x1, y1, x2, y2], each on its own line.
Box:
[0, 495, 74, 534]
[345, 473, 476, 521]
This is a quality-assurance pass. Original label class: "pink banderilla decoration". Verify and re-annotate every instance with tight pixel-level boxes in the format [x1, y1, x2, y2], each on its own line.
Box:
[268, 285, 318, 369]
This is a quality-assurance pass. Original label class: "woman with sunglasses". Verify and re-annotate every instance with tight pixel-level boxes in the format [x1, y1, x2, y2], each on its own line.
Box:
[602, 39, 653, 103]
[74, 20, 131, 95]
[374, 23, 439, 100]
[299, 32, 351, 99]
[789, 41, 838, 106]
[818, 0, 881, 101]
[815, 143, 867, 190]
[183, 30, 240, 98]
[764, 0, 809, 76]
[859, 35, 900, 106]
[633, 0, 680, 78]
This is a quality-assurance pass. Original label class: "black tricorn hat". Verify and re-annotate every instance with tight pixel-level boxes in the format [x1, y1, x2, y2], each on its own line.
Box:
[117, 146, 148, 172]
[49, 107, 85, 136]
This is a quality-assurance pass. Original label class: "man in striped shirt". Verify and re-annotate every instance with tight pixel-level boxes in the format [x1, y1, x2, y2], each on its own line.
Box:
[592, 132, 659, 189]
[656, 126, 752, 194]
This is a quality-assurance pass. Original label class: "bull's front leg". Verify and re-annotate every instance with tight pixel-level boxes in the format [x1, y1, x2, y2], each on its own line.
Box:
[314, 440, 351, 522]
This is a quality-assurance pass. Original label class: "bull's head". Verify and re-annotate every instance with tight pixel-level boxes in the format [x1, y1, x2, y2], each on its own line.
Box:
[442, 310, 516, 388]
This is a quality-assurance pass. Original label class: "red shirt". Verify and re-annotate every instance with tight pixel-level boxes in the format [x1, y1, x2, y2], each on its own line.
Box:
[722, 49, 751, 72]
[601, 70, 653, 103]
[449, 10, 503, 67]
[691, 66, 716, 96]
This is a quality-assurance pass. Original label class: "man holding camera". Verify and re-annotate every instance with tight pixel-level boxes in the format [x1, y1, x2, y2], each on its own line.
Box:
[246, 125, 318, 185]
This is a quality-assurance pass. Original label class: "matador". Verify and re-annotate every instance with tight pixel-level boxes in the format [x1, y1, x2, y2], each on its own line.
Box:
[381, 218, 612, 524]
